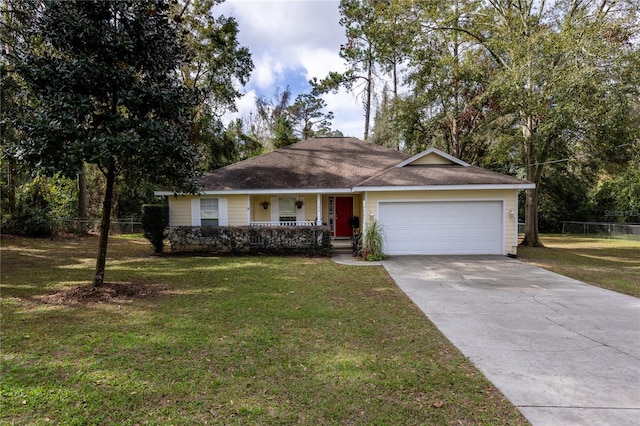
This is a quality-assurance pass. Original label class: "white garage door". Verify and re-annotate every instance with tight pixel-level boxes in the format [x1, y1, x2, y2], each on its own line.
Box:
[378, 201, 503, 255]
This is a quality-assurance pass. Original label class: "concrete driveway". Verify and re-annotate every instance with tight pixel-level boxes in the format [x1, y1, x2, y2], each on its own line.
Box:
[381, 256, 640, 426]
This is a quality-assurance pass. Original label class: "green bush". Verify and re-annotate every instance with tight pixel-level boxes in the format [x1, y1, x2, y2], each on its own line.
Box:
[1, 207, 52, 237]
[141, 204, 169, 253]
[1, 172, 77, 237]
[362, 221, 385, 261]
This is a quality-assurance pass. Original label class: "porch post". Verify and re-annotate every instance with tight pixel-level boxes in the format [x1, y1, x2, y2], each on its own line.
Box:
[363, 192, 369, 232]
[316, 194, 322, 225]
[247, 194, 251, 225]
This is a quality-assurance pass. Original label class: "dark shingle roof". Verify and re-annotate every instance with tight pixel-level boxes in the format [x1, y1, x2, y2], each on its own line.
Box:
[198, 137, 531, 191]
[200, 137, 410, 190]
[358, 164, 529, 187]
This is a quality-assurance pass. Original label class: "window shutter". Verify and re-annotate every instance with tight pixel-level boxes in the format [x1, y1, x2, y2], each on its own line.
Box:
[218, 198, 228, 226]
[191, 198, 200, 226]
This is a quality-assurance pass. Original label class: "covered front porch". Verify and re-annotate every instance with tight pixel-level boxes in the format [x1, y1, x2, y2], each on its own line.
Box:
[247, 193, 362, 239]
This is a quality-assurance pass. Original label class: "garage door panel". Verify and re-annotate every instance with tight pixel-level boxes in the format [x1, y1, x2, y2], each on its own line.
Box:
[379, 201, 503, 255]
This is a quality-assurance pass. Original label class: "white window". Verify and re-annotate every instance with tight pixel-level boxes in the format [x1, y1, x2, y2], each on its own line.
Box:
[200, 198, 219, 226]
[279, 197, 296, 222]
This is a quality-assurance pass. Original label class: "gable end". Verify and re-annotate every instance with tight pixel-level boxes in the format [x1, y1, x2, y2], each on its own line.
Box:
[395, 147, 470, 168]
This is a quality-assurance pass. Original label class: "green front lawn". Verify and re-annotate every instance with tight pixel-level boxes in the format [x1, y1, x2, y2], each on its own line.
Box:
[0, 235, 527, 425]
[518, 235, 640, 297]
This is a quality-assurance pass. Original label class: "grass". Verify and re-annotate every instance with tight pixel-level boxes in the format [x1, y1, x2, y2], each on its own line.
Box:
[518, 234, 640, 297]
[0, 235, 528, 425]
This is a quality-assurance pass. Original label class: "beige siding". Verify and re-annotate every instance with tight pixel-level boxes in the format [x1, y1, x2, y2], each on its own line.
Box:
[252, 197, 272, 222]
[299, 194, 318, 222]
[352, 194, 362, 218]
[170, 191, 520, 254]
[364, 189, 519, 255]
[226, 195, 249, 226]
[172, 193, 363, 227]
[169, 195, 249, 226]
[164, 193, 334, 224]
[250, 194, 321, 223]
[169, 196, 193, 226]
[411, 153, 454, 165]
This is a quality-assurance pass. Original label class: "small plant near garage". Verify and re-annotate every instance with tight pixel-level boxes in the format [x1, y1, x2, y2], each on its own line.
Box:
[362, 220, 385, 261]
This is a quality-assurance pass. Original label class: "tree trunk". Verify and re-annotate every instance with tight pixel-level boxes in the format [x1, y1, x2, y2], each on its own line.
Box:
[7, 158, 16, 214]
[92, 161, 116, 287]
[364, 53, 373, 141]
[520, 117, 544, 247]
[521, 186, 543, 247]
[392, 61, 397, 100]
[451, 28, 461, 158]
[451, 115, 460, 158]
[77, 164, 87, 235]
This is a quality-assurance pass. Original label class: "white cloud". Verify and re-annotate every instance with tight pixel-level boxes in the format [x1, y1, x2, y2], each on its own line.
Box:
[299, 48, 346, 82]
[251, 52, 284, 89]
[235, 89, 258, 118]
[216, 0, 366, 138]
[323, 90, 365, 138]
[219, 1, 343, 54]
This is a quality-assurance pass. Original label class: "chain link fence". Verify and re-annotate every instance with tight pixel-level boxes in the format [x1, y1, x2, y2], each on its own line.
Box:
[562, 221, 640, 239]
[54, 217, 142, 234]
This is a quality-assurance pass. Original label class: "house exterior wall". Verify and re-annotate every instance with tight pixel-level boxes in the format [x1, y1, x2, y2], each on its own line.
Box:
[227, 195, 249, 226]
[168, 190, 518, 253]
[411, 153, 454, 165]
[168, 196, 192, 227]
[362, 189, 519, 255]
[251, 194, 318, 223]
[170, 194, 324, 226]
[252, 197, 271, 222]
[301, 194, 318, 222]
[169, 195, 247, 226]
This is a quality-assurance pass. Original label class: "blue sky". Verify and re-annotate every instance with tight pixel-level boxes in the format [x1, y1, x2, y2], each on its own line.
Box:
[216, 0, 366, 138]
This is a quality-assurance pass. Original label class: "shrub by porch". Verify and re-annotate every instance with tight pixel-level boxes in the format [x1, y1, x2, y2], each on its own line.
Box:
[168, 225, 332, 255]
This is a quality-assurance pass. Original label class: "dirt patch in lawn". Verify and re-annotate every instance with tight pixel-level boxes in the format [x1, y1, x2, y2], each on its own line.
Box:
[36, 282, 165, 306]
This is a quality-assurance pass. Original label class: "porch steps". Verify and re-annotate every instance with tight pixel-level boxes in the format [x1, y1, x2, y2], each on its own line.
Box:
[331, 239, 353, 254]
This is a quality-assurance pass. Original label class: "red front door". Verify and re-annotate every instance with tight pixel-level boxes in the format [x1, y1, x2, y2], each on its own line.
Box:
[335, 196, 353, 237]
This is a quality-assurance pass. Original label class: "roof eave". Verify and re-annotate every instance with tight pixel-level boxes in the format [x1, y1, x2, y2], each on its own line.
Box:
[155, 188, 355, 196]
[156, 183, 535, 197]
[353, 183, 536, 191]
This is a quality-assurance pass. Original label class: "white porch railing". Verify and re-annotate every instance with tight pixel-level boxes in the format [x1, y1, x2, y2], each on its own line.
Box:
[250, 221, 317, 227]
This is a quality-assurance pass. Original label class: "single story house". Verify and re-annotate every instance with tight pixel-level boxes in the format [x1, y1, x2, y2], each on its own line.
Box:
[155, 137, 534, 256]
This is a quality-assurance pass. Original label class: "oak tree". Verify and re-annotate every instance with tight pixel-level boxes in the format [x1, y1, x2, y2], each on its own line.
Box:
[390, 0, 639, 245]
[7, 0, 201, 286]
